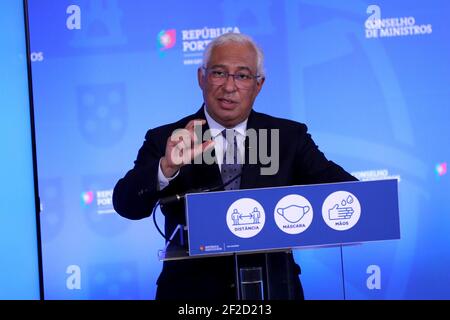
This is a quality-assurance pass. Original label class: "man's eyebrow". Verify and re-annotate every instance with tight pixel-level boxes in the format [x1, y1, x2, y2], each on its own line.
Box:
[209, 65, 252, 72]
[209, 64, 227, 69]
[236, 66, 252, 72]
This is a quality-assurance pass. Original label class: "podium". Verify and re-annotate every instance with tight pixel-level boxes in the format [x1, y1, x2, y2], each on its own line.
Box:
[158, 179, 400, 299]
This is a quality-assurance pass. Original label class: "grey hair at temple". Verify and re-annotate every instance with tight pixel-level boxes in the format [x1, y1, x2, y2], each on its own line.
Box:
[202, 32, 266, 78]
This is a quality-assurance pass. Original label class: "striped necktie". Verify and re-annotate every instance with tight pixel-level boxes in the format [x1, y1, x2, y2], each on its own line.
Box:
[221, 129, 242, 190]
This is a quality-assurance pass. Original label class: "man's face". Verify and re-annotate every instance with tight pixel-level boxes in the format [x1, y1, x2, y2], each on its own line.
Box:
[198, 42, 265, 128]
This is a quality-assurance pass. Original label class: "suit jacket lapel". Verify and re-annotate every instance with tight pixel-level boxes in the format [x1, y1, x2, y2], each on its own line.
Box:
[240, 110, 264, 189]
[189, 106, 223, 190]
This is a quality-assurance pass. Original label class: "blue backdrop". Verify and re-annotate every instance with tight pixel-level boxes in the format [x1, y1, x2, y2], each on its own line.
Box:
[0, 0, 41, 299]
[27, 0, 450, 299]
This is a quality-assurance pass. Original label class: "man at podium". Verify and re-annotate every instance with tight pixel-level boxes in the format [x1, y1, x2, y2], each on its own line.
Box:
[113, 32, 356, 300]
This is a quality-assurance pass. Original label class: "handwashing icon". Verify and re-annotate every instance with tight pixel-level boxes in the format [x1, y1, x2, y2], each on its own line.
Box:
[321, 191, 361, 231]
[328, 195, 355, 220]
[277, 205, 310, 223]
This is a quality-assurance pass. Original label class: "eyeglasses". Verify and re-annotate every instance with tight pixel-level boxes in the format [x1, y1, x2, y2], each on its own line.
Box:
[202, 67, 262, 89]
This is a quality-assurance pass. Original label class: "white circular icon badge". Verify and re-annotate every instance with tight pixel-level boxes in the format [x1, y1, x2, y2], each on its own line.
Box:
[322, 191, 361, 231]
[226, 198, 265, 238]
[274, 194, 313, 234]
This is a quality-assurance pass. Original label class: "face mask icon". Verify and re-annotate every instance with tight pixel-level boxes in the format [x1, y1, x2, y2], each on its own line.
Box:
[277, 205, 310, 223]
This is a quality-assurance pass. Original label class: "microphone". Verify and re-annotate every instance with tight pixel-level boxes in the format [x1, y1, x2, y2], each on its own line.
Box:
[159, 171, 243, 206]
[159, 187, 203, 206]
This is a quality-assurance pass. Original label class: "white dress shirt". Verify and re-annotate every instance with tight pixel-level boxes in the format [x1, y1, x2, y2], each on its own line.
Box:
[158, 106, 247, 190]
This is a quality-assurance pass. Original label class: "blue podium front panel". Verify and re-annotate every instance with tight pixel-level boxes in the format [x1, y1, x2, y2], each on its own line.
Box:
[186, 180, 399, 256]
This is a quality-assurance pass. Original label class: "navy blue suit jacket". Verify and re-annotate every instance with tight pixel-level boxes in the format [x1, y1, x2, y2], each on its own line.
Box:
[113, 107, 357, 300]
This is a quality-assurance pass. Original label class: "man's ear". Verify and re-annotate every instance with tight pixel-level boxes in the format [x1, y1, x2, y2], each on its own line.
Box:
[256, 77, 265, 95]
[198, 67, 205, 90]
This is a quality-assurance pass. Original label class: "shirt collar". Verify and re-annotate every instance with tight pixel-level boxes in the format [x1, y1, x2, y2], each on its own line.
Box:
[203, 105, 248, 138]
